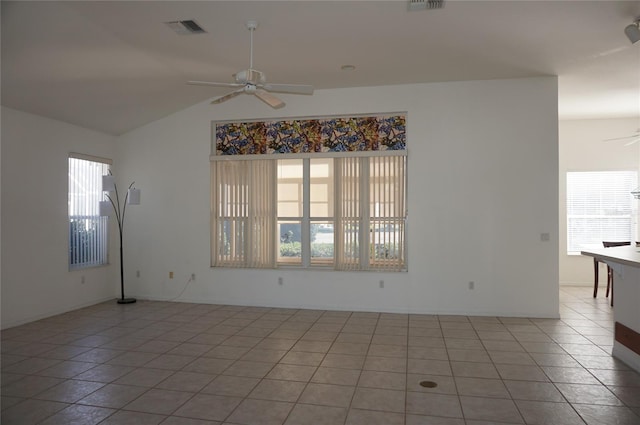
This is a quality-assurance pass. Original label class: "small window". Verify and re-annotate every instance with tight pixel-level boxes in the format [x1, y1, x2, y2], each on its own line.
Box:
[68, 154, 111, 268]
[566, 170, 637, 254]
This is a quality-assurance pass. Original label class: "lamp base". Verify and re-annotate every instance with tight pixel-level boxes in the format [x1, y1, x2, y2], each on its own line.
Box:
[117, 297, 137, 304]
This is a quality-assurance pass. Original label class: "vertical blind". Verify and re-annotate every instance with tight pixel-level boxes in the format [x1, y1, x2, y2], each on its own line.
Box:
[566, 170, 637, 253]
[212, 154, 407, 271]
[68, 154, 111, 268]
[212, 160, 277, 267]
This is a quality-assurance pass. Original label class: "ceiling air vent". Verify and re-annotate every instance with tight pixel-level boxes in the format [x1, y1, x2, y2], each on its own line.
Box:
[165, 20, 206, 35]
[408, 0, 445, 11]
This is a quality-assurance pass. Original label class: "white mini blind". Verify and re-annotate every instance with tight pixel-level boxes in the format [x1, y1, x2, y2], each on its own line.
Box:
[68, 155, 111, 268]
[566, 170, 637, 254]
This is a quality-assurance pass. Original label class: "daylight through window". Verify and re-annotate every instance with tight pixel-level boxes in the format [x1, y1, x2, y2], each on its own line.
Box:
[68, 154, 111, 268]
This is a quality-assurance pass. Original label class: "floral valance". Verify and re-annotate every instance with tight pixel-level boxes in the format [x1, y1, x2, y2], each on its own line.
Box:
[215, 114, 406, 155]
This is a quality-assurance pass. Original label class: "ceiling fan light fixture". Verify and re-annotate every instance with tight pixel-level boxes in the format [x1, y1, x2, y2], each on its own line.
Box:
[624, 19, 640, 44]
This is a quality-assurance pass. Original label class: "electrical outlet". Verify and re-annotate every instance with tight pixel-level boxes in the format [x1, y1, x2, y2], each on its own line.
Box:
[468, 281, 475, 290]
[136, 270, 140, 278]
[379, 280, 384, 289]
[540, 233, 550, 242]
[169, 271, 174, 279]
[278, 277, 283, 286]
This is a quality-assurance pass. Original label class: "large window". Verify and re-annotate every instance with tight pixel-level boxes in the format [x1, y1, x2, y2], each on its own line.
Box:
[68, 154, 111, 268]
[211, 154, 407, 271]
[566, 170, 637, 254]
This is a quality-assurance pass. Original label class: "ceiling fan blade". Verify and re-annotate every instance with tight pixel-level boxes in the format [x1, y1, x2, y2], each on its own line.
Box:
[187, 80, 243, 88]
[211, 89, 244, 104]
[262, 83, 314, 95]
[254, 89, 285, 109]
[623, 138, 640, 146]
[603, 133, 640, 142]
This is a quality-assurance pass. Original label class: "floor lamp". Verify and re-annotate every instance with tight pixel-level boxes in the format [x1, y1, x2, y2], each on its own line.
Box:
[101, 174, 140, 304]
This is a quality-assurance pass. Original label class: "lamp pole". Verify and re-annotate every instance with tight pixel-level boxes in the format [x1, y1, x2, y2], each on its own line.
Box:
[105, 180, 137, 304]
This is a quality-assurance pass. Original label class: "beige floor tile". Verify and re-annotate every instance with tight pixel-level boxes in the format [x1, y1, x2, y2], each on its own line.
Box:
[1, 399, 69, 425]
[124, 388, 193, 415]
[145, 354, 197, 370]
[226, 398, 293, 425]
[406, 373, 457, 395]
[203, 345, 250, 359]
[351, 387, 405, 413]
[222, 360, 275, 378]
[345, 408, 404, 425]
[363, 355, 407, 373]
[298, 383, 355, 407]
[77, 383, 148, 408]
[33, 379, 104, 403]
[406, 391, 463, 418]
[504, 380, 564, 402]
[311, 367, 361, 386]
[496, 364, 549, 382]
[182, 357, 234, 374]
[266, 364, 317, 382]
[98, 410, 166, 425]
[106, 351, 159, 367]
[114, 367, 174, 387]
[240, 348, 287, 363]
[156, 370, 216, 392]
[38, 404, 114, 425]
[406, 414, 464, 424]
[574, 404, 640, 425]
[541, 366, 600, 384]
[284, 403, 347, 425]
[201, 375, 260, 397]
[367, 344, 407, 358]
[1, 375, 65, 398]
[455, 377, 509, 398]
[279, 351, 324, 366]
[408, 358, 452, 376]
[74, 364, 134, 383]
[3, 287, 640, 425]
[459, 396, 523, 423]
[450, 361, 499, 379]
[358, 370, 406, 390]
[515, 400, 587, 425]
[609, 385, 640, 407]
[555, 383, 624, 405]
[173, 393, 242, 422]
[248, 378, 306, 402]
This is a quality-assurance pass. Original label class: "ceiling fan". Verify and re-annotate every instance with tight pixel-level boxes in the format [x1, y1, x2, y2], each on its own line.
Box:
[187, 20, 313, 109]
[604, 129, 640, 146]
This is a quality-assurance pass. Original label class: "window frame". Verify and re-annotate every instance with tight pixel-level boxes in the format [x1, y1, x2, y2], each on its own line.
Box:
[211, 151, 407, 271]
[68, 153, 112, 270]
[566, 169, 638, 255]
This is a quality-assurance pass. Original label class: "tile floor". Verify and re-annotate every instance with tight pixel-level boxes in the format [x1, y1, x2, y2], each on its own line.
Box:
[2, 286, 640, 425]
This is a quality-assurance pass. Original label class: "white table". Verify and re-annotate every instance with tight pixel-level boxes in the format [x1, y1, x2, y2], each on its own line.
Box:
[582, 245, 640, 372]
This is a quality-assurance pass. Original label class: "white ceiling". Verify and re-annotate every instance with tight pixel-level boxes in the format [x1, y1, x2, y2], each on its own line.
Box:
[2, 1, 639, 136]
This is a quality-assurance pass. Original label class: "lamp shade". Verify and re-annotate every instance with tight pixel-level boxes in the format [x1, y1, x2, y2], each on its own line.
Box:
[127, 188, 141, 205]
[625, 22, 640, 44]
[99, 200, 113, 216]
[102, 175, 116, 192]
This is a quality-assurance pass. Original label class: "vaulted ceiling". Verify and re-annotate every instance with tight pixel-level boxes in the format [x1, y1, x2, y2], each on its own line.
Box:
[2, 1, 639, 135]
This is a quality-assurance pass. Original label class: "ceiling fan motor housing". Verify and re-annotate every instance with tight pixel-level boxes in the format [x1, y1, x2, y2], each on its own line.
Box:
[235, 69, 265, 84]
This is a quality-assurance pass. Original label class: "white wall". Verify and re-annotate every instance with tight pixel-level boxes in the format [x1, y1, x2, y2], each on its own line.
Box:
[559, 118, 640, 286]
[1, 107, 116, 328]
[116, 77, 560, 318]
